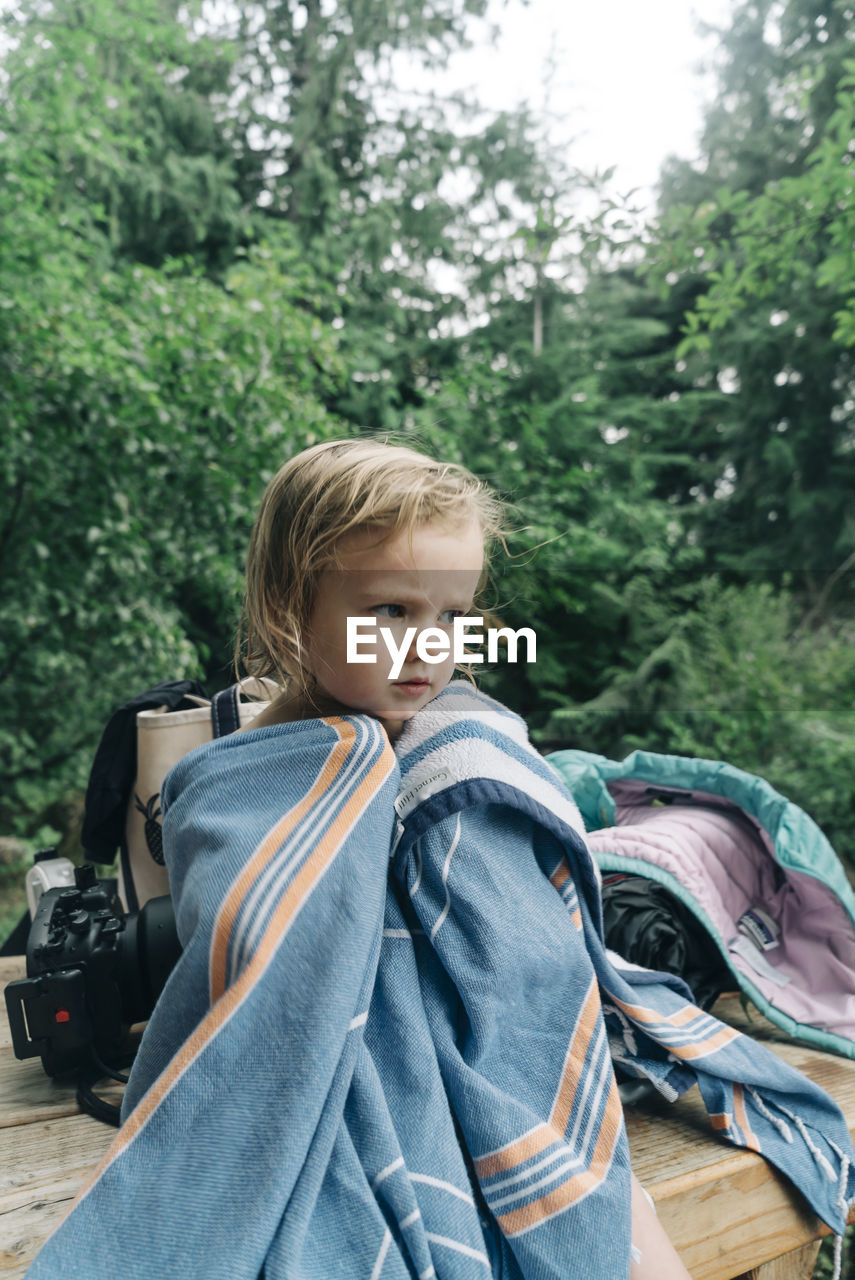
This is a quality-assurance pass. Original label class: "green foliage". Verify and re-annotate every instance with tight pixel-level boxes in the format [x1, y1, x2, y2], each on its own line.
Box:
[1, 0, 251, 267]
[0, 852, 30, 947]
[0, 77, 345, 837]
[657, 59, 855, 349]
[644, 0, 855, 598]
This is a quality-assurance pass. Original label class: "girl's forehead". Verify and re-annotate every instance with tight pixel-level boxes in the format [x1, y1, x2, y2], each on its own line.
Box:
[336, 516, 484, 574]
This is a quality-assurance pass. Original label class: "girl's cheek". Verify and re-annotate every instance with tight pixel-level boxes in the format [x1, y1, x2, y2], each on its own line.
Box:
[439, 652, 457, 684]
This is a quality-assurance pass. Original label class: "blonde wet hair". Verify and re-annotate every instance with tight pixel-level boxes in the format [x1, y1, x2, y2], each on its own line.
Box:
[240, 438, 505, 691]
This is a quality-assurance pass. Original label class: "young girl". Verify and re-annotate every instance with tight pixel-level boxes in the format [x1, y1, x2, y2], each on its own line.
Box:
[238, 437, 690, 1280]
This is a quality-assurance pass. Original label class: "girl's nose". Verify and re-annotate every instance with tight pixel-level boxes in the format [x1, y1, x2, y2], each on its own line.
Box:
[404, 625, 422, 663]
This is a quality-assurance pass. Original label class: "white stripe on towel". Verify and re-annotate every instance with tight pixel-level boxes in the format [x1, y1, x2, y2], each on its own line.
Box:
[369, 1228, 392, 1280]
[430, 814, 461, 942]
[409, 1173, 475, 1206]
[424, 1233, 490, 1266]
[373, 1157, 404, 1189]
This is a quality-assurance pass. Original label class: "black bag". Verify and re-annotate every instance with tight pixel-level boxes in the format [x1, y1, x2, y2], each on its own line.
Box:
[601, 872, 733, 1011]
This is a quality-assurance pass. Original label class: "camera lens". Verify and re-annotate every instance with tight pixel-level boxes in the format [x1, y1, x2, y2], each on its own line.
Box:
[116, 896, 181, 1025]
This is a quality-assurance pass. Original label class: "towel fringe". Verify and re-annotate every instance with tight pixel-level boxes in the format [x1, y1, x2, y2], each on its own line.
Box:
[832, 1230, 843, 1280]
[746, 1087, 793, 1144]
[774, 1103, 837, 1181]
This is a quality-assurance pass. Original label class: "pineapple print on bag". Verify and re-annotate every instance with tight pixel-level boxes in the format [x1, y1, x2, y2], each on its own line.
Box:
[135, 794, 165, 865]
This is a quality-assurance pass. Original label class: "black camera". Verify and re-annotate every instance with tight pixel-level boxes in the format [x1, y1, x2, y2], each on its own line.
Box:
[4, 863, 181, 1081]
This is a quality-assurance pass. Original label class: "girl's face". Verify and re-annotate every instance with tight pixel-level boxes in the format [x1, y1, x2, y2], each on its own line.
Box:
[304, 516, 484, 739]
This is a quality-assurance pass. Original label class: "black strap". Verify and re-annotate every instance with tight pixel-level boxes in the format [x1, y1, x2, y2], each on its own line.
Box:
[76, 1046, 132, 1127]
[77, 1073, 122, 1126]
[210, 686, 241, 739]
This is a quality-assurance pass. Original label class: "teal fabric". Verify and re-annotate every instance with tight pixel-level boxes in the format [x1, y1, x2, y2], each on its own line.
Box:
[547, 747, 855, 1057]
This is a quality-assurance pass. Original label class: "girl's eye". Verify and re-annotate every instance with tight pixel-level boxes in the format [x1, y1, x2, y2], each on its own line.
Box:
[439, 609, 464, 625]
[373, 603, 405, 619]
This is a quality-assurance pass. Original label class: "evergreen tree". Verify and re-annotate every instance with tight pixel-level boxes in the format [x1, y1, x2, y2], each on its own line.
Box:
[1, 0, 252, 267]
[650, 0, 855, 604]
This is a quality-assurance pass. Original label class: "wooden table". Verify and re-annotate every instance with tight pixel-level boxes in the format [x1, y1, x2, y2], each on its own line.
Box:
[0, 955, 852, 1279]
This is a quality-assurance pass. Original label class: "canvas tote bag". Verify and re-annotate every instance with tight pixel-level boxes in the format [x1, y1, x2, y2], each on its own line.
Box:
[121, 678, 276, 910]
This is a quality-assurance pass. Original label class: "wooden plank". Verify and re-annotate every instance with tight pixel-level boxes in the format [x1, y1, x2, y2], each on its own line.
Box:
[736, 1240, 822, 1280]
[0, 1112, 116, 1277]
[1, 1193, 75, 1278]
[0, 1051, 123, 1129]
[628, 1088, 832, 1280]
[0, 1110, 114, 1203]
[0, 960, 25, 987]
[0, 1055, 85, 1129]
[625, 995, 855, 1280]
[0, 960, 25, 1053]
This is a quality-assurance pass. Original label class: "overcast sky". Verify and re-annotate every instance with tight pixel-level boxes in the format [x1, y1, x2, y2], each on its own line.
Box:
[424, 0, 738, 211]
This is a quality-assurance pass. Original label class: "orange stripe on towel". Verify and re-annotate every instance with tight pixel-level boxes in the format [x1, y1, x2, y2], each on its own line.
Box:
[609, 996, 740, 1060]
[732, 1084, 761, 1152]
[477, 978, 619, 1234]
[475, 1124, 557, 1181]
[663, 1024, 741, 1062]
[550, 858, 570, 891]
[497, 1074, 624, 1237]
[550, 978, 602, 1135]
[209, 720, 359, 1001]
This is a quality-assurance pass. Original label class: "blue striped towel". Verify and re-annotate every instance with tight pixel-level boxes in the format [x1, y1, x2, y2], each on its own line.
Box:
[26, 686, 854, 1279]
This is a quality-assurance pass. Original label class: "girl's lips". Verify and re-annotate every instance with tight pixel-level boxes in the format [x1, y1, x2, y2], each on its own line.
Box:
[393, 679, 430, 694]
